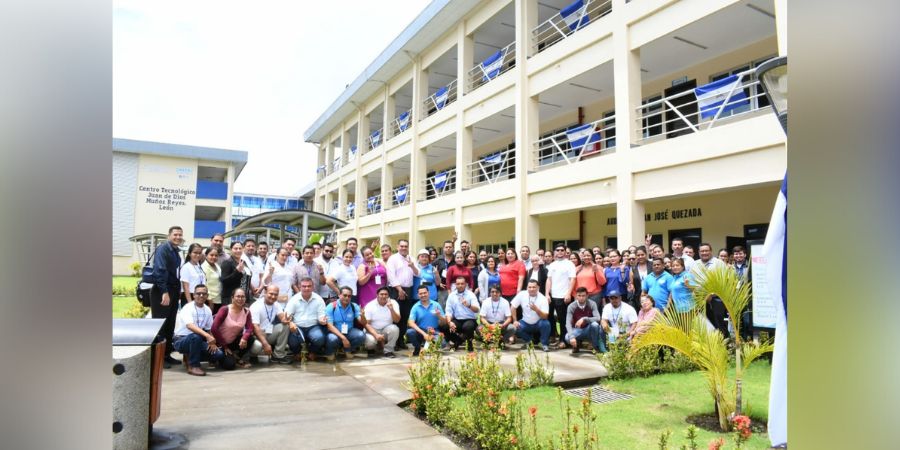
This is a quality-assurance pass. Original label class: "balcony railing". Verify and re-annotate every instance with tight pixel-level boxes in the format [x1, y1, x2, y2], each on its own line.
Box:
[388, 110, 412, 138]
[532, 0, 613, 54]
[366, 194, 382, 215]
[346, 202, 355, 220]
[368, 128, 384, 150]
[533, 115, 616, 170]
[317, 164, 326, 180]
[391, 184, 410, 209]
[332, 155, 342, 173]
[636, 68, 769, 144]
[422, 168, 457, 200]
[467, 147, 516, 188]
[422, 79, 458, 119]
[467, 41, 516, 92]
[347, 145, 357, 165]
[330, 202, 339, 218]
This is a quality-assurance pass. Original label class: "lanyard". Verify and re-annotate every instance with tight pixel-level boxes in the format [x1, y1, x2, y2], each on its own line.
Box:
[265, 304, 274, 323]
[610, 307, 621, 325]
[491, 299, 500, 317]
[193, 306, 208, 328]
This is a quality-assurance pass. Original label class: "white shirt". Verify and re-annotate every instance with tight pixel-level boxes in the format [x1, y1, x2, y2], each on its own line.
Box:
[480, 297, 511, 324]
[446, 289, 480, 320]
[174, 302, 214, 337]
[243, 254, 265, 290]
[249, 300, 284, 333]
[511, 291, 549, 325]
[179, 262, 206, 295]
[547, 259, 576, 298]
[364, 299, 400, 330]
[315, 256, 342, 298]
[601, 302, 638, 335]
[268, 253, 298, 271]
[691, 257, 726, 280]
[268, 261, 294, 298]
[331, 263, 359, 295]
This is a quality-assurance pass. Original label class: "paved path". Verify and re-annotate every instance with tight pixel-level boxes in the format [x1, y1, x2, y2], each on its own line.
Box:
[151, 346, 607, 449]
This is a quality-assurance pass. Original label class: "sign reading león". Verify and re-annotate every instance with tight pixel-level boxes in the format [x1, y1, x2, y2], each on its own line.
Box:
[138, 186, 196, 211]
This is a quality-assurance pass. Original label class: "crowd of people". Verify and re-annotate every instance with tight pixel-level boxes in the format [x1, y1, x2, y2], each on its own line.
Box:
[148, 226, 751, 376]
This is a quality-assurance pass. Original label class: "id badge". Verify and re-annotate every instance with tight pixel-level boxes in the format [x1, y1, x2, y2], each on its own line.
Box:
[264, 323, 273, 334]
[341, 323, 349, 334]
[424, 341, 430, 350]
[609, 329, 618, 344]
[375, 275, 382, 284]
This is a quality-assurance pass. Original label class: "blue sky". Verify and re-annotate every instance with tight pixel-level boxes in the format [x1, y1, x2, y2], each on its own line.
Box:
[114, 0, 430, 196]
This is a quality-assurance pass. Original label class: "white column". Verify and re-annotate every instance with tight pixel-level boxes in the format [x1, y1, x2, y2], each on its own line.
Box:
[456, 22, 473, 95]
[774, 0, 787, 56]
[325, 141, 334, 175]
[383, 86, 394, 138]
[409, 57, 425, 251]
[337, 184, 348, 221]
[513, 0, 540, 251]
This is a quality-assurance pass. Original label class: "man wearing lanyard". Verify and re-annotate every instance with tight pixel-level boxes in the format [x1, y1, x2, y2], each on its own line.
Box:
[248, 285, 292, 364]
[314, 242, 340, 303]
[324, 287, 366, 359]
[478, 286, 514, 345]
[292, 245, 324, 295]
[510, 279, 552, 352]
[151, 225, 184, 367]
[172, 284, 224, 376]
[406, 286, 449, 357]
[387, 239, 419, 350]
[284, 277, 329, 362]
[363, 287, 401, 358]
[445, 276, 481, 352]
[600, 290, 638, 353]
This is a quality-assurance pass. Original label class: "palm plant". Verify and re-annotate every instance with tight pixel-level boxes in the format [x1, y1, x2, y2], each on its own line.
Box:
[631, 265, 773, 431]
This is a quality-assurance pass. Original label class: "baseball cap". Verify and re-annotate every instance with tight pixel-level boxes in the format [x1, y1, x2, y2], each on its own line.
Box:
[606, 289, 622, 298]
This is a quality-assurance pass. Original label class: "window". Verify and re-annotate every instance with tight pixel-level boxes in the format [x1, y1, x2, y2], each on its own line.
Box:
[709, 55, 776, 118]
[602, 110, 616, 148]
[537, 123, 577, 166]
[478, 243, 507, 255]
[641, 95, 663, 138]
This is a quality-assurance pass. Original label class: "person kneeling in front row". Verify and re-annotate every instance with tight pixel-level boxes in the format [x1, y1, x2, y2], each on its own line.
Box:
[510, 279, 552, 352]
[478, 286, 515, 346]
[565, 287, 602, 354]
[249, 285, 292, 364]
[172, 284, 224, 376]
[406, 285, 449, 357]
[600, 289, 638, 352]
[284, 277, 330, 361]
[363, 287, 401, 358]
[325, 287, 366, 358]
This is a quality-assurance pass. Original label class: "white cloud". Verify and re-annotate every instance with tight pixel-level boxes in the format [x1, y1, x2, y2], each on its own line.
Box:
[114, 0, 430, 196]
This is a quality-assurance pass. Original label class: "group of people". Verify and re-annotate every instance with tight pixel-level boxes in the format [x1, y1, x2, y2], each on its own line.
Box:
[148, 226, 751, 376]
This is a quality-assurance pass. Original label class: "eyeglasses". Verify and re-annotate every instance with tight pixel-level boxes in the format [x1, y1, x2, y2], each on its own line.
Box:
[194, 292, 209, 296]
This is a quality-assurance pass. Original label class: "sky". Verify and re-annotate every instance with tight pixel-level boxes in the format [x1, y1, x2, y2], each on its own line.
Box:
[113, 0, 431, 196]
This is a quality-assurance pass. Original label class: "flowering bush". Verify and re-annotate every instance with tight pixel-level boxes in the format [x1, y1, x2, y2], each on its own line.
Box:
[730, 415, 752, 448]
[601, 339, 696, 380]
[406, 334, 452, 423]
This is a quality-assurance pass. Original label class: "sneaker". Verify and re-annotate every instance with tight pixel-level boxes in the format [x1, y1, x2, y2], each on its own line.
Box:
[344, 351, 355, 359]
[542, 345, 550, 352]
[384, 351, 396, 359]
[277, 357, 293, 365]
[571, 346, 580, 354]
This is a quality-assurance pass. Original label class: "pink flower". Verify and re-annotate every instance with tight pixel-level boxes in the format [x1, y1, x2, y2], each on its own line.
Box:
[529, 406, 538, 417]
[708, 438, 725, 450]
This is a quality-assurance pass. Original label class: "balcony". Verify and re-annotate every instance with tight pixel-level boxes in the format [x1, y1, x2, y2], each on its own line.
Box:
[196, 180, 228, 200]
[389, 184, 410, 210]
[346, 145, 357, 165]
[331, 155, 342, 173]
[531, 0, 613, 55]
[636, 68, 770, 145]
[533, 115, 616, 171]
[366, 194, 382, 215]
[346, 202, 356, 220]
[388, 110, 412, 139]
[194, 220, 225, 237]
[421, 168, 457, 201]
[421, 79, 458, 120]
[467, 41, 516, 92]
[467, 147, 516, 188]
[368, 128, 384, 151]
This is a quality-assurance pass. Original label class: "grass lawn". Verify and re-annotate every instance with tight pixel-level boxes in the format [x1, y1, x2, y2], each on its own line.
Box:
[518, 361, 772, 449]
[113, 276, 141, 318]
[113, 275, 139, 292]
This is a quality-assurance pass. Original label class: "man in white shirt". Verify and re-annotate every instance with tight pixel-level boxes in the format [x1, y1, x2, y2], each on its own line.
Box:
[510, 279, 552, 352]
[241, 239, 266, 300]
[249, 285, 291, 364]
[267, 238, 298, 270]
[445, 276, 481, 351]
[670, 237, 695, 268]
[172, 284, 225, 376]
[387, 239, 419, 349]
[520, 245, 532, 271]
[283, 277, 329, 361]
[600, 289, 638, 353]
[692, 242, 729, 337]
[314, 242, 341, 302]
[478, 286, 514, 346]
[363, 287, 401, 358]
[546, 245, 576, 345]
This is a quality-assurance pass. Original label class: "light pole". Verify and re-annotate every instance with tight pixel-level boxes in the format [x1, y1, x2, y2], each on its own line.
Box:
[755, 56, 788, 134]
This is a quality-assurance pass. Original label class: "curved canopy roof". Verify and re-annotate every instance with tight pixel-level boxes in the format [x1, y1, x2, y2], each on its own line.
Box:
[225, 209, 348, 244]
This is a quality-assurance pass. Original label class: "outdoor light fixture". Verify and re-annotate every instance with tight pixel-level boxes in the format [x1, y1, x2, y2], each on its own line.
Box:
[755, 56, 788, 134]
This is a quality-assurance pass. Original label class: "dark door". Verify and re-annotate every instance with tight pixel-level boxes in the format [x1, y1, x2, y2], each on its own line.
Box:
[664, 80, 697, 139]
[649, 234, 663, 249]
[726, 236, 746, 253]
[744, 223, 769, 241]
[668, 228, 702, 254]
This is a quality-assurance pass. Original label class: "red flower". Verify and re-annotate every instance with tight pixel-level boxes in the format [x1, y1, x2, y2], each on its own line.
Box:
[708, 438, 725, 450]
[529, 406, 538, 417]
[509, 435, 518, 445]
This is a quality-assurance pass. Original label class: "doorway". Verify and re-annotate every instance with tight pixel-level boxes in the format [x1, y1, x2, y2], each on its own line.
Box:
[664, 80, 698, 139]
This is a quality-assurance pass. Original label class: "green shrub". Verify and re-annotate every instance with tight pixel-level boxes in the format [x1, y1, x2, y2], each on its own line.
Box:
[407, 335, 453, 423]
[129, 262, 143, 277]
[600, 340, 696, 380]
[112, 284, 137, 296]
[122, 301, 149, 318]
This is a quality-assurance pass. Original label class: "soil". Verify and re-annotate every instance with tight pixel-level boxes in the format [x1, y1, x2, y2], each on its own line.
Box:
[686, 413, 768, 434]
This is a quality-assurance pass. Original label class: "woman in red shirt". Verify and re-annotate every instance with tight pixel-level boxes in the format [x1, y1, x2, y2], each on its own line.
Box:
[571, 254, 607, 307]
[498, 248, 526, 300]
[445, 251, 474, 291]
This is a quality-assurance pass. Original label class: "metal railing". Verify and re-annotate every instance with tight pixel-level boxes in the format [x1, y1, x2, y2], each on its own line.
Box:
[346, 146, 357, 165]
[636, 68, 769, 144]
[388, 110, 413, 138]
[366, 194, 382, 215]
[346, 202, 355, 220]
[533, 115, 616, 170]
[330, 202, 339, 218]
[391, 185, 410, 208]
[317, 165, 327, 180]
[421, 168, 457, 200]
[368, 128, 384, 150]
[467, 41, 516, 92]
[532, 0, 613, 54]
[467, 147, 516, 188]
[422, 79, 458, 119]
[332, 156, 342, 173]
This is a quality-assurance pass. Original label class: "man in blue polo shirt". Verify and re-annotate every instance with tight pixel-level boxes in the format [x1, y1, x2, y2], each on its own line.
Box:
[325, 286, 366, 359]
[406, 285, 449, 356]
[642, 258, 674, 310]
[284, 277, 328, 361]
[445, 276, 480, 352]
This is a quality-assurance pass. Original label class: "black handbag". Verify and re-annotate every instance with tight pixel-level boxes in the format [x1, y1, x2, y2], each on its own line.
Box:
[136, 251, 154, 307]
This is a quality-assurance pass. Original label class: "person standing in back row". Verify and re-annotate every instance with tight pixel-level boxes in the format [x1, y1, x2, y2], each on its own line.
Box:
[152, 226, 184, 367]
[386, 239, 418, 350]
[546, 245, 576, 346]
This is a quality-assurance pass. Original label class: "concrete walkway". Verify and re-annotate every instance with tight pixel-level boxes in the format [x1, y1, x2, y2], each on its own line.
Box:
[151, 347, 607, 449]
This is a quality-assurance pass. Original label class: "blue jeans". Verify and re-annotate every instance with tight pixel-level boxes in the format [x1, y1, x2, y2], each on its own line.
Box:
[566, 322, 603, 352]
[288, 325, 328, 355]
[328, 327, 365, 353]
[516, 319, 551, 347]
[405, 329, 442, 351]
[173, 333, 225, 367]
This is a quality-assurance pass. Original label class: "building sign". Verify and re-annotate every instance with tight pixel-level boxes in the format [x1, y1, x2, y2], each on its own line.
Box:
[750, 244, 777, 329]
[606, 207, 703, 225]
[134, 155, 197, 238]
